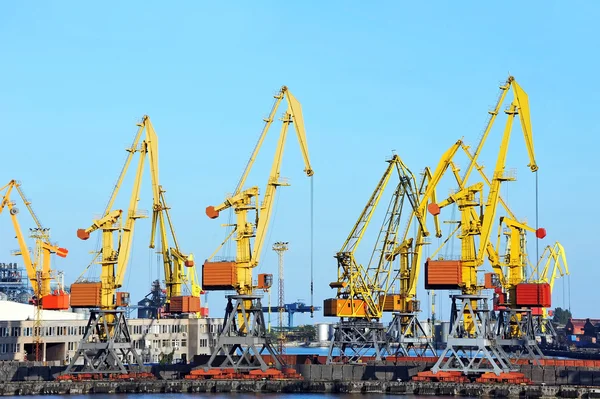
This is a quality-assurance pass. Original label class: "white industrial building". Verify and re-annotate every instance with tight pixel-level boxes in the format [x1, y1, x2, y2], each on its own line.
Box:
[0, 300, 223, 364]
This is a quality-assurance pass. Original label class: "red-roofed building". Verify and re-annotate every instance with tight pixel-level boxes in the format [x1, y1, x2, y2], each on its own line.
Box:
[566, 318, 600, 337]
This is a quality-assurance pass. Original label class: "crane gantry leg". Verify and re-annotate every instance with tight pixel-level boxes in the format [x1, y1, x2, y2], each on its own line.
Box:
[494, 308, 543, 364]
[201, 295, 284, 372]
[386, 311, 436, 357]
[431, 295, 516, 376]
[65, 310, 144, 375]
[327, 319, 388, 364]
[533, 315, 557, 347]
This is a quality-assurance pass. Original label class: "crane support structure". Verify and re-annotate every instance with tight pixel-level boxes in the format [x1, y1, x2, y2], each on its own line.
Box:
[425, 76, 544, 377]
[196, 86, 313, 375]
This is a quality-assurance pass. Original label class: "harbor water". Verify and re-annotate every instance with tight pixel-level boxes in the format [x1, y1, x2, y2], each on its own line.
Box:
[7, 395, 444, 399]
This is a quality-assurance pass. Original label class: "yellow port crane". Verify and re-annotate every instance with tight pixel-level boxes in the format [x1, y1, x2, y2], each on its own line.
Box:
[150, 184, 202, 314]
[199, 86, 313, 374]
[0, 180, 69, 362]
[424, 138, 546, 362]
[384, 167, 441, 357]
[424, 76, 543, 377]
[65, 115, 195, 376]
[526, 242, 569, 343]
[0, 180, 69, 307]
[324, 155, 435, 363]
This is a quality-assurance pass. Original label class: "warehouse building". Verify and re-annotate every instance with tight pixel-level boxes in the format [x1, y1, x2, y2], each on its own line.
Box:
[0, 300, 223, 364]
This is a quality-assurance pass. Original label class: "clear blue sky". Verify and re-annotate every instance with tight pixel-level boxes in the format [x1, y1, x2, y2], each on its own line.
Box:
[0, 2, 597, 325]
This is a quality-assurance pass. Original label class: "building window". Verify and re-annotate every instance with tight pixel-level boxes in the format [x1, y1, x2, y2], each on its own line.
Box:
[181, 339, 187, 348]
[200, 339, 207, 347]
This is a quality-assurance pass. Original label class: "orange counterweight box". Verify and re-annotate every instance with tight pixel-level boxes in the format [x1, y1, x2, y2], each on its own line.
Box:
[202, 261, 237, 290]
[323, 298, 367, 317]
[424, 259, 462, 290]
[70, 282, 102, 308]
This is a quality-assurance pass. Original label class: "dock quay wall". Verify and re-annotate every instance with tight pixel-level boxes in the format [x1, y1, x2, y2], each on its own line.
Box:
[0, 378, 598, 398]
[1, 361, 600, 387]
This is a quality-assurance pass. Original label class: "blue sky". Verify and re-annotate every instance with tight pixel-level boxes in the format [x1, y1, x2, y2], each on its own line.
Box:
[0, 2, 597, 325]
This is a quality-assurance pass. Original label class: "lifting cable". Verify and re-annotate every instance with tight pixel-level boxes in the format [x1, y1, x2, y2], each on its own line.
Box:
[568, 274, 572, 312]
[310, 175, 314, 318]
[535, 171, 540, 280]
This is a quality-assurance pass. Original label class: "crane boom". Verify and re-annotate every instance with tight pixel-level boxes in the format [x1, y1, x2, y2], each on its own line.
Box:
[1, 181, 68, 300]
[204, 86, 313, 296]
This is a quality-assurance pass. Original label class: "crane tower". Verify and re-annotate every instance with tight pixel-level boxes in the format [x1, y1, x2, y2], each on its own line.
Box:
[272, 241, 288, 353]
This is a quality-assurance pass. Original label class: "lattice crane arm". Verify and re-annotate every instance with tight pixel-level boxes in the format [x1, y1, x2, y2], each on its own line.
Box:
[389, 167, 441, 304]
[330, 155, 419, 320]
[337, 158, 397, 257]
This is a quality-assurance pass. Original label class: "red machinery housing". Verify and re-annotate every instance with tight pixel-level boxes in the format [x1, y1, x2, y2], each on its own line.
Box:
[515, 283, 551, 308]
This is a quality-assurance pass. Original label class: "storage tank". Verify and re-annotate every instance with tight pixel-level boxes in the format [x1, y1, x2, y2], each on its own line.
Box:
[72, 307, 90, 319]
[421, 321, 431, 338]
[316, 323, 331, 343]
[435, 321, 450, 344]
